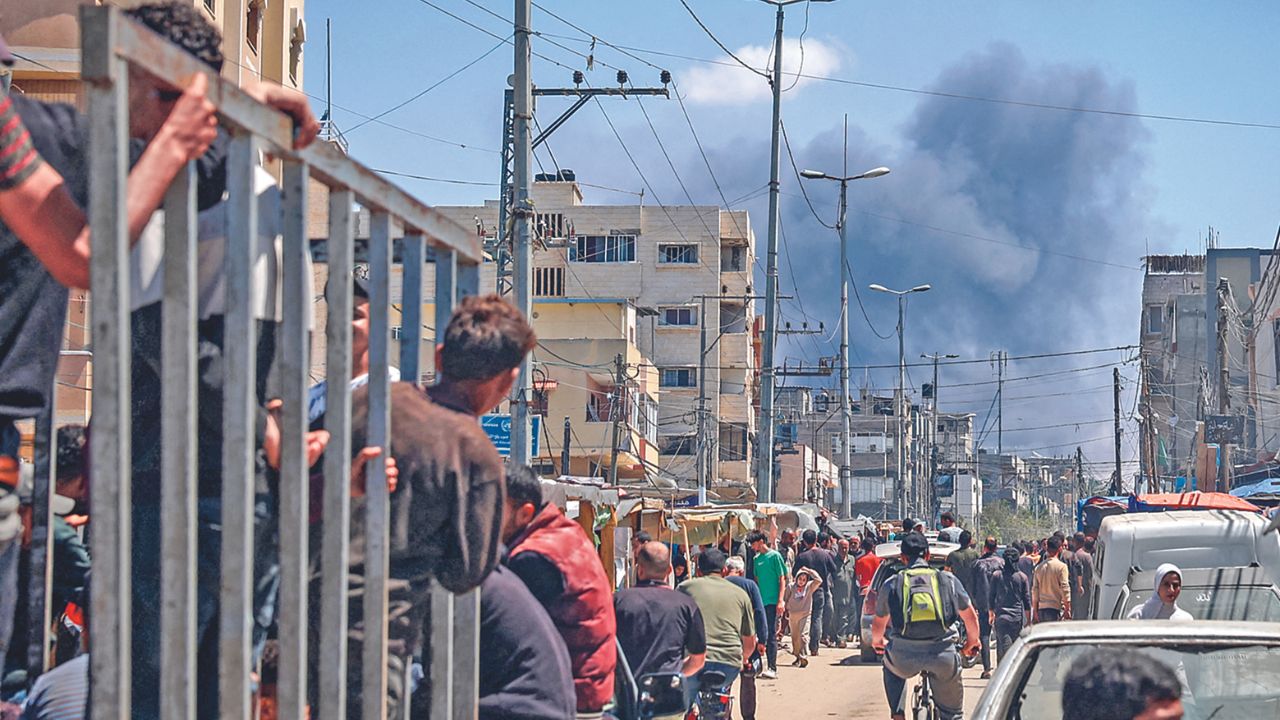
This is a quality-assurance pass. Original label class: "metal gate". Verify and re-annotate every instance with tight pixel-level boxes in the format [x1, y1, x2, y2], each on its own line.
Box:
[20, 6, 484, 719]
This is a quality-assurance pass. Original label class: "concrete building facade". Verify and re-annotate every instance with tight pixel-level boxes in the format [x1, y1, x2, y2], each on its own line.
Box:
[432, 178, 758, 496]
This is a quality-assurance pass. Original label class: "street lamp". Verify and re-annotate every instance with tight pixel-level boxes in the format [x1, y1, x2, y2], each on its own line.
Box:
[800, 163, 890, 519]
[869, 282, 932, 518]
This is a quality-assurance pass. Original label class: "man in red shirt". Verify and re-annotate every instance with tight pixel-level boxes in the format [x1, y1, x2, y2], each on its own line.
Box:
[853, 537, 881, 643]
[505, 464, 617, 718]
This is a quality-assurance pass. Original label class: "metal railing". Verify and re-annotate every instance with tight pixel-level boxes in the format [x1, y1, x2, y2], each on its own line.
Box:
[21, 6, 486, 718]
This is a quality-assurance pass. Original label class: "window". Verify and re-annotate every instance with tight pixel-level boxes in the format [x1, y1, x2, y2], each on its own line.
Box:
[658, 307, 697, 327]
[659, 244, 699, 265]
[814, 393, 830, 413]
[660, 435, 696, 456]
[391, 326, 403, 340]
[204, 0, 216, 14]
[1145, 304, 1164, 335]
[289, 14, 305, 84]
[721, 245, 746, 272]
[719, 424, 748, 461]
[535, 212, 572, 242]
[533, 267, 564, 297]
[830, 434, 843, 456]
[660, 368, 697, 388]
[246, 0, 263, 54]
[570, 234, 635, 263]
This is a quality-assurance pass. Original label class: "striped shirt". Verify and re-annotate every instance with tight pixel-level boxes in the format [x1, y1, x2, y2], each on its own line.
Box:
[0, 94, 43, 190]
[22, 655, 87, 720]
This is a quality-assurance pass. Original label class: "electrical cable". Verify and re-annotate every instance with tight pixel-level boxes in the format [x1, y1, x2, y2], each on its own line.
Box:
[779, 120, 836, 230]
[346, 35, 510, 132]
[676, 0, 770, 80]
[545, 38, 1280, 132]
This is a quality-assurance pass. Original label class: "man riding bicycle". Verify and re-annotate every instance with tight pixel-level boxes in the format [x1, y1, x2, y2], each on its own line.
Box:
[871, 532, 981, 720]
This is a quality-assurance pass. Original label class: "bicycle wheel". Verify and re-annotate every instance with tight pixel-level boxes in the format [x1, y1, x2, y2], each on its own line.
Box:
[912, 675, 937, 720]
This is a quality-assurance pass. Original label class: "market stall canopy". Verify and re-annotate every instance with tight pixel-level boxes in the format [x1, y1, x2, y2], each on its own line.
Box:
[1133, 492, 1261, 514]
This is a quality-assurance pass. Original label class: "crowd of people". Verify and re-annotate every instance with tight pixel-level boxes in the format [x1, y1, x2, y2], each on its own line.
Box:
[0, 4, 1198, 720]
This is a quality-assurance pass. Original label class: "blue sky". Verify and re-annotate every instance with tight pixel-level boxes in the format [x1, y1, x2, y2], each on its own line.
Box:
[303, 1, 1279, 479]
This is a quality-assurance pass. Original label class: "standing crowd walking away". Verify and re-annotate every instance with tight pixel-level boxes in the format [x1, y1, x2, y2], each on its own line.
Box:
[988, 546, 1032, 662]
[746, 531, 785, 678]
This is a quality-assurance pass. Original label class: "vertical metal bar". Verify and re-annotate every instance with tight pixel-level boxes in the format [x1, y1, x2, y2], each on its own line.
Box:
[220, 132, 259, 719]
[277, 160, 311, 720]
[429, 247, 457, 720]
[363, 211, 393, 720]
[400, 235, 425, 383]
[434, 248, 457, 339]
[320, 189, 356, 717]
[26, 402, 54, 680]
[81, 6, 132, 717]
[450, 590, 480, 720]
[429, 583, 454, 719]
[159, 161, 198, 720]
[451, 256, 483, 718]
[457, 261, 480, 300]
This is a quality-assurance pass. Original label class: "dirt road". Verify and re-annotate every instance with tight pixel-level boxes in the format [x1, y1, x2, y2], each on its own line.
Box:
[742, 648, 990, 719]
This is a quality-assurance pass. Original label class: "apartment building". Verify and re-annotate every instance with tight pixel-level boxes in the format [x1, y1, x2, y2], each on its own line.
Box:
[2, 0, 306, 432]
[774, 386, 918, 516]
[1139, 254, 1206, 487]
[432, 176, 758, 495]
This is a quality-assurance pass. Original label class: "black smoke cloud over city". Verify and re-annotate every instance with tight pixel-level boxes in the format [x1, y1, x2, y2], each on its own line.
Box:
[557, 43, 1157, 469]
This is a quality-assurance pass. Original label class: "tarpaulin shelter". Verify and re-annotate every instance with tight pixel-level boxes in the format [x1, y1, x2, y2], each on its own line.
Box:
[1132, 492, 1261, 514]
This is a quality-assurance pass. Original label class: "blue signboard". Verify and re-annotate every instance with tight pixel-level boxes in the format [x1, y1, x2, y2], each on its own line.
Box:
[481, 414, 541, 458]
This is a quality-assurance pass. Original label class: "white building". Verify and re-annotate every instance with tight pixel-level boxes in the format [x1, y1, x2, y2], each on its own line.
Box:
[434, 176, 758, 495]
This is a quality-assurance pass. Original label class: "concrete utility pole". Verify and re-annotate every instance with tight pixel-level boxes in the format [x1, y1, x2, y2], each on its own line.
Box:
[1141, 354, 1157, 492]
[1113, 367, 1123, 495]
[510, 0, 534, 466]
[922, 351, 958, 523]
[608, 353, 626, 485]
[1076, 446, 1085, 501]
[1216, 277, 1232, 493]
[698, 293, 768, 505]
[697, 296, 710, 505]
[561, 417, 571, 476]
[757, 0, 836, 503]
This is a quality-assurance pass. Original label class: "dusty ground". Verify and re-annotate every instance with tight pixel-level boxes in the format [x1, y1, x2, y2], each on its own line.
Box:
[741, 644, 990, 719]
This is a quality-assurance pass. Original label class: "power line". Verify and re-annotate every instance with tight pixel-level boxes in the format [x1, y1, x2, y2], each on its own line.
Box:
[676, 0, 770, 80]
[852, 345, 1139, 371]
[374, 169, 498, 186]
[346, 34, 510, 132]
[556, 38, 1280, 132]
[779, 120, 836, 230]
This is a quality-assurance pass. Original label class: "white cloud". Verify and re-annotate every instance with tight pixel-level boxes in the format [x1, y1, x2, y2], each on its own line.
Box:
[681, 37, 843, 105]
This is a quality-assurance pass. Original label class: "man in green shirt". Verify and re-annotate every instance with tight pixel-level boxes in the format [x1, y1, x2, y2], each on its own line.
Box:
[746, 530, 785, 677]
[678, 548, 755, 697]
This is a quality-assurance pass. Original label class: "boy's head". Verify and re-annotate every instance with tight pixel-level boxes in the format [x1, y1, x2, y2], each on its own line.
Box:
[435, 294, 536, 414]
[124, 2, 224, 141]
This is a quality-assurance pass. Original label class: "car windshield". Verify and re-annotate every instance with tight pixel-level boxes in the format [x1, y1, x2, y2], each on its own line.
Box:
[1122, 586, 1280, 621]
[1007, 642, 1280, 720]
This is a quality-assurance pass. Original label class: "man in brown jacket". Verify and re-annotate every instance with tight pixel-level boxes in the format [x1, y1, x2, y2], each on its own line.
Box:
[338, 294, 536, 718]
[1031, 534, 1072, 623]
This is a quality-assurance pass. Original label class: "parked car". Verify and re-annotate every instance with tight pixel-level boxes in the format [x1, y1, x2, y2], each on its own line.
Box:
[858, 539, 960, 662]
[1089, 509, 1280, 620]
[971, 621, 1280, 719]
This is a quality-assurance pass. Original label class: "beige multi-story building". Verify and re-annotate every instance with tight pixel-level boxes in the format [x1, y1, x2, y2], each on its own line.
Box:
[2, 0, 307, 434]
[383, 296, 661, 480]
[432, 176, 758, 495]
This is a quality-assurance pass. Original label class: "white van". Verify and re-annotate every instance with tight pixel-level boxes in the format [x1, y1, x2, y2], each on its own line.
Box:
[1090, 509, 1280, 620]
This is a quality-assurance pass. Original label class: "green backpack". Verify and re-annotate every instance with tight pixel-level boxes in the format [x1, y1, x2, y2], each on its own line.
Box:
[900, 567, 949, 640]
